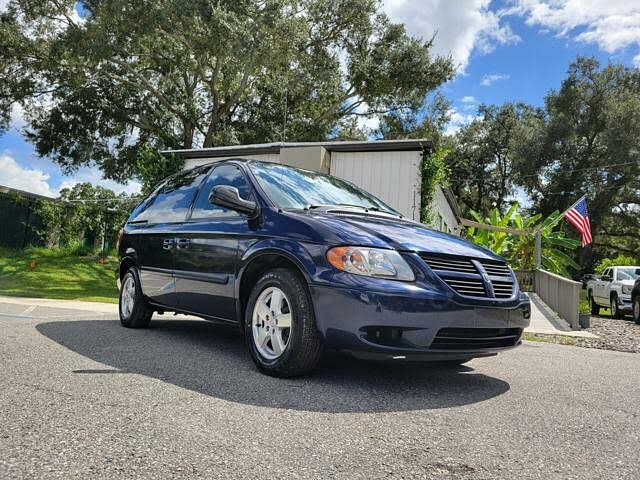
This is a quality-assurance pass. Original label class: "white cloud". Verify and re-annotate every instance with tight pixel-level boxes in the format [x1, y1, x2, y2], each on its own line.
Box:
[57, 167, 141, 196]
[444, 108, 480, 135]
[0, 153, 56, 197]
[383, 0, 520, 71]
[480, 73, 510, 86]
[9, 104, 26, 130]
[509, 1, 640, 56]
[0, 0, 9, 13]
[0, 152, 140, 198]
[461, 95, 477, 104]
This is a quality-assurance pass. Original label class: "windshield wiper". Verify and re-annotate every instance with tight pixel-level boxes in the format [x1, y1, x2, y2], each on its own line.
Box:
[305, 204, 402, 218]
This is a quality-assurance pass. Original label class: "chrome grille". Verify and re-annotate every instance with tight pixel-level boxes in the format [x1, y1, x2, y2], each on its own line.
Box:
[491, 280, 514, 299]
[421, 256, 477, 273]
[480, 262, 511, 276]
[419, 253, 516, 299]
[443, 278, 487, 297]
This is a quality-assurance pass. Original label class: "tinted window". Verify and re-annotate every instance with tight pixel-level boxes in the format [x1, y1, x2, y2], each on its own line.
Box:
[191, 164, 254, 219]
[248, 162, 399, 215]
[129, 166, 209, 223]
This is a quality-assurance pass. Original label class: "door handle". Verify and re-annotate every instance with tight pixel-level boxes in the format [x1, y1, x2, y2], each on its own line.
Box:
[162, 238, 176, 250]
[176, 238, 190, 249]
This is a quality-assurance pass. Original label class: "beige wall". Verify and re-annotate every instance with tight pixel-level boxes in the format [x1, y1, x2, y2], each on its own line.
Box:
[279, 146, 330, 173]
[329, 150, 422, 221]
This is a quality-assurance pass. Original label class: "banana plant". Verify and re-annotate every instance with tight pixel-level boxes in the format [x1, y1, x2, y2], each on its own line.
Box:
[465, 203, 580, 278]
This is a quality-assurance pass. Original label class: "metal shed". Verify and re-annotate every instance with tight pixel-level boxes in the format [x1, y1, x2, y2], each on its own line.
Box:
[163, 139, 460, 234]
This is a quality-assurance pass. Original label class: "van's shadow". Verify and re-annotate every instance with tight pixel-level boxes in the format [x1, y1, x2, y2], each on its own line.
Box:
[37, 318, 510, 413]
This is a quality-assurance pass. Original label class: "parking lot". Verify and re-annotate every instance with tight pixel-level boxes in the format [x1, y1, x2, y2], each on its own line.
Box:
[1, 298, 639, 480]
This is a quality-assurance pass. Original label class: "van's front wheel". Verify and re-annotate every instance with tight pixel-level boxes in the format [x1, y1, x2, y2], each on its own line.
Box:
[245, 268, 322, 377]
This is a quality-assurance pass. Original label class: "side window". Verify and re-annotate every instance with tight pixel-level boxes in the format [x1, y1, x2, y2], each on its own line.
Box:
[603, 268, 612, 279]
[130, 166, 210, 224]
[191, 164, 254, 219]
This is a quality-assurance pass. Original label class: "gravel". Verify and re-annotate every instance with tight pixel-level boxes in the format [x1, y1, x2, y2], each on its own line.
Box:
[575, 314, 640, 353]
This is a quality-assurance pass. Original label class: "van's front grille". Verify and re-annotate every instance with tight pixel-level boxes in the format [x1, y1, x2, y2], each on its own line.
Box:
[419, 253, 516, 299]
[430, 327, 522, 350]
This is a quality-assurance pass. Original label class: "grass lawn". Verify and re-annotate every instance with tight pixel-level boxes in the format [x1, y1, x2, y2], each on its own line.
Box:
[0, 247, 119, 303]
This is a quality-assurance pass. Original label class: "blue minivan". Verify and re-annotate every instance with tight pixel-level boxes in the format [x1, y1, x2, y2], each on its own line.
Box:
[118, 159, 530, 377]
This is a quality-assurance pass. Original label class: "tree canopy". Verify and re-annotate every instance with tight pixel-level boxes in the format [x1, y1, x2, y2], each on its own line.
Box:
[438, 58, 640, 270]
[0, 0, 454, 183]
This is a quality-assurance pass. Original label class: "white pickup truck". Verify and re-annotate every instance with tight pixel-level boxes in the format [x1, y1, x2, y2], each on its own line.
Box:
[586, 266, 640, 318]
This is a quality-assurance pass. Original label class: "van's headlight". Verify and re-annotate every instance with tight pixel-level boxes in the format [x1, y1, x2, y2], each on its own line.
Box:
[326, 246, 415, 281]
[622, 285, 632, 295]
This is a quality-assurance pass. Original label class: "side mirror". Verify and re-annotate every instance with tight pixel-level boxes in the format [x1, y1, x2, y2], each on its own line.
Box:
[602, 275, 612, 282]
[209, 185, 258, 218]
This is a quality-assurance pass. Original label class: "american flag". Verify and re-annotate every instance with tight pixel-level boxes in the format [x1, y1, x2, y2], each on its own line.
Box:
[563, 196, 592, 247]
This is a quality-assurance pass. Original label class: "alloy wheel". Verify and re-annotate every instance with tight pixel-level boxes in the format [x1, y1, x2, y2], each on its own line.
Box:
[120, 275, 135, 319]
[252, 286, 292, 360]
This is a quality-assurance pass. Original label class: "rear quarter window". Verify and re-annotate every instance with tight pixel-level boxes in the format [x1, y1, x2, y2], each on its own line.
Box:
[129, 166, 210, 224]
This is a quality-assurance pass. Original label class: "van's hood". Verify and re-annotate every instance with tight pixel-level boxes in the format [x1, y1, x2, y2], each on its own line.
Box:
[294, 210, 503, 261]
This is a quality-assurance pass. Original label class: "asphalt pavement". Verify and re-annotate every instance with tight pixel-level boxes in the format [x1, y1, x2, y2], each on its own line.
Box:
[1, 298, 639, 479]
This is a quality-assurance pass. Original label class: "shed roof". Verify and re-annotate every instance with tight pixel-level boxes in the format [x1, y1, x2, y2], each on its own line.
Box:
[0, 184, 57, 202]
[162, 139, 433, 159]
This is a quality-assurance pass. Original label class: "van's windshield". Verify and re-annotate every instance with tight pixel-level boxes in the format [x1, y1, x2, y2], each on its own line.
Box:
[248, 162, 400, 216]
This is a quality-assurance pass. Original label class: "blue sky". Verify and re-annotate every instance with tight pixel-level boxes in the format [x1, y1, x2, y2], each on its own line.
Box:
[1, 0, 639, 197]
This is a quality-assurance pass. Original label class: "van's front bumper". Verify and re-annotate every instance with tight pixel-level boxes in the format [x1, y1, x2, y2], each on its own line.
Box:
[309, 283, 530, 361]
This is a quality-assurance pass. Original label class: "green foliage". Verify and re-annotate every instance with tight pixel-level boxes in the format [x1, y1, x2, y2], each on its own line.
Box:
[135, 145, 184, 194]
[512, 57, 640, 264]
[434, 57, 639, 269]
[0, 247, 119, 303]
[446, 102, 544, 216]
[33, 183, 138, 250]
[0, 0, 454, 183]
[594, 255, 639, 274]
[466, 203, 581, 277]
[420, 147, 449, 224]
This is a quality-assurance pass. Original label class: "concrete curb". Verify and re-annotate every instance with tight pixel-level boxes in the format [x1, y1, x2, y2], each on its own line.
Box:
[0, 295, 118, 314]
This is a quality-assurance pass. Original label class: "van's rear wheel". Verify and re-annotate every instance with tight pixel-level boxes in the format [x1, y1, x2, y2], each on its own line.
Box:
[119, 268, 153, 328]
[245, 268, 322, 377]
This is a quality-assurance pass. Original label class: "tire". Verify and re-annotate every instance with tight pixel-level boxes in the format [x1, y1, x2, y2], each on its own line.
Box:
[245, 268, 322, 378]
[610, 294, 623, 320]
[119, 268, 153, 328]
[633, 296, 640, 325]
[589, 291, 600, 316]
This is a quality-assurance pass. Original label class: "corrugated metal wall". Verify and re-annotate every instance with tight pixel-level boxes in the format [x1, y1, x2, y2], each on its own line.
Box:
[185, 154, 280, 170]
[330, 151, 422, 221]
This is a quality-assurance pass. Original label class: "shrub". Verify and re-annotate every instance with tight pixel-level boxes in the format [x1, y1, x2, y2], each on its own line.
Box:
[594, 254, 639, 274]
